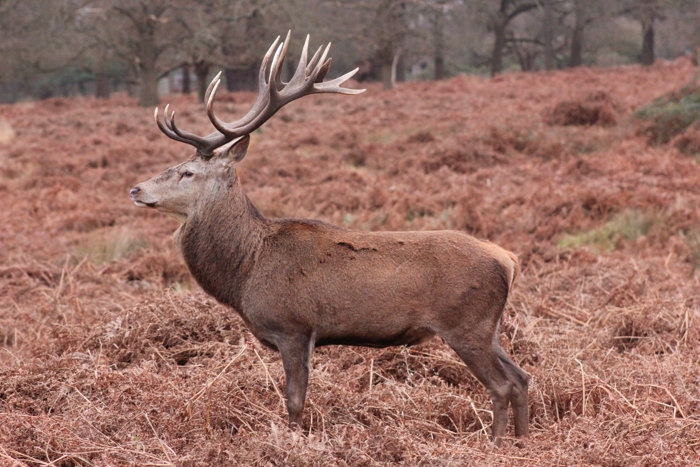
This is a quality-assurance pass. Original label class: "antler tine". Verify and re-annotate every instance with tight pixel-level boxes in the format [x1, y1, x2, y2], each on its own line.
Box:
[268, 42, 285, 87]
[154, 106, 209, 148]
[169, 112, 204, 143]
[313, 67, 365, 95]
[318, 43, 331, 72]
[163, 104, 212, 146]
[309, 43, 332, 83]
[272, 31, 292, 89]
[279, 43, 330, 99]
[305, 45, 325, 76]
[163, 104, 172, 129]
[259, 35, 281, 87]
[206, 80, 220, 113]
[205, 74, 269, 142]
[204, 71, 222, 104]
[315, 58, 332, 83]
[288, 34, 310, 89]
[205, 79, 230, 136]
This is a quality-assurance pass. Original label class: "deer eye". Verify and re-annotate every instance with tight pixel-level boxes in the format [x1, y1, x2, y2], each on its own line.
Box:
[182, 171, 194, 178]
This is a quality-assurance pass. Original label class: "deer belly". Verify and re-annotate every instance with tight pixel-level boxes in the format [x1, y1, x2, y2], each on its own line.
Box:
[314, 325, 435, 348]
[311, 286, 438, 348]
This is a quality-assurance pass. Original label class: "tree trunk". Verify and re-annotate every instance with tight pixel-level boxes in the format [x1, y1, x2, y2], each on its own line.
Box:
[390, 49, 402, 89]
[225, 67, 257, 91]
[641, 20, 655, 66]
[569, 23, 584, 67]
[543, 0, 554, 70]
[516, 47, 536, 72]
[433, 6, 445, 80]
[489, 4, 538, 76]
[435, 54, 445, 80]
[381, 62, 393, 90]
[568, 1, 586, 68]
[194, 60, 210, 103]
[395, 54, 406, 82]
[95, 73, 110, 99]
[491, 20, 507, 76]
[182, 64, 191, 94]
[138, 38, 159, 107]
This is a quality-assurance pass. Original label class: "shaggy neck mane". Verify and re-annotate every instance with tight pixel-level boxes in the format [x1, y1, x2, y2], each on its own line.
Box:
[178, 184, 267, 312]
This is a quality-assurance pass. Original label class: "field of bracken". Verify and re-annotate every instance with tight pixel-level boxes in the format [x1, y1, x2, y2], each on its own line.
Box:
[1, 58, 699, 466]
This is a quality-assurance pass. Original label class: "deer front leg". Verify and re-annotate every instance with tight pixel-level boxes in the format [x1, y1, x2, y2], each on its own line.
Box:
[278, 336, 313, 428]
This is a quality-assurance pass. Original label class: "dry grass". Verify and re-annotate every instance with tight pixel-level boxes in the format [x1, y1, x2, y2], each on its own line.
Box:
[1, 59, 699, 466]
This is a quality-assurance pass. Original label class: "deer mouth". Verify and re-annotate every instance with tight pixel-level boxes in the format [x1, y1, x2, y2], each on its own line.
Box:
[133, 200, 157, 208]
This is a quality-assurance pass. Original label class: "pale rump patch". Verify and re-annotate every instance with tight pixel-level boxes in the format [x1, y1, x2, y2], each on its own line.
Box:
[480, 241, 519, 292]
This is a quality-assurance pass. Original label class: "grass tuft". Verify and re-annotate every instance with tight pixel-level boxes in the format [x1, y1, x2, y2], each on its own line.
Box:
[680, 229, 700, 269]
[636, 78, 700, 144]
[72, 226, 149, 265]
[558, 210, 654, 252]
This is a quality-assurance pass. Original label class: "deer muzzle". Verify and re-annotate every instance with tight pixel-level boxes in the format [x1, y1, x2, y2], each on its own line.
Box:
[130, 185, 156, 208]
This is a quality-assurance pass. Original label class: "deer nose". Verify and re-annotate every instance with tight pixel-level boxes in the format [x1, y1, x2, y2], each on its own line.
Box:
[130, 187, 140, 199]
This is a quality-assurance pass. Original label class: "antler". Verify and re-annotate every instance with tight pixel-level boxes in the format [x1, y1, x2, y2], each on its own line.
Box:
[155, 31, 364, 158]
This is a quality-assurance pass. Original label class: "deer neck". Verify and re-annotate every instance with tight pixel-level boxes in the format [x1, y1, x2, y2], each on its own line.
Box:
[177, 180, 267, 312]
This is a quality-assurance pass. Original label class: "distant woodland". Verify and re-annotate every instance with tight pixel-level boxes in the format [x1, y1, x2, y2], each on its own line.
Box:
[1, 0, 698, 104]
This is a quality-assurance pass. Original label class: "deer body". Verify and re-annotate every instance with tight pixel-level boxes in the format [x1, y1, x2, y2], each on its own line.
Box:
[180, 197, 516, 350]
[131, 33, 529, 445]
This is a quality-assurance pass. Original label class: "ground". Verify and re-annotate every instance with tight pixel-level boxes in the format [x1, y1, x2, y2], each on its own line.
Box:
[0, 59, 699, 466]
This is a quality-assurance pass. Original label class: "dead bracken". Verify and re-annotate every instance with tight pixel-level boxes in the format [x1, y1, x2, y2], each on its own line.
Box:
[0, 59, 699, 466]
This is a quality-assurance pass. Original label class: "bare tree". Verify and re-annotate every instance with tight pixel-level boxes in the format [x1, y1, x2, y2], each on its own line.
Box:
[423, 0, 450, 80]
[219, 1, 289, 93]
[478, 0, 564, 73]
[568, 0, 590, 67]
[73, 6, 119, 99]
[4, 0, 700, 101]
[178, 1, 222, 101]
[565, 0, 610, 67]
[0, 0, 87, 101]
[621, 0, 667, 65]
[74, 0, 190, 106]
[542, 0, 554, 69]
[329, 0, 418, 89]
[483, 0, 538, 76]
[222, 7, 269, 92]
[170, 0, 290, 100]
[114, 1, 190, 105]
[373, 0, 410, 89]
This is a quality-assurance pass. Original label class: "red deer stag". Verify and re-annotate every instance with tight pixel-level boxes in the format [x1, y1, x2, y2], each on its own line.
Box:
[130, 32, 529, 445]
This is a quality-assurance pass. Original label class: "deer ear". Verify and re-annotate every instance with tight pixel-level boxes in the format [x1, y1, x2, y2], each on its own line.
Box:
[217, 135, 250, 163]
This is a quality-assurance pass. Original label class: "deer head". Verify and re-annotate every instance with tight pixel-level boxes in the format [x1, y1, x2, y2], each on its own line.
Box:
[130, 32, 363, 223]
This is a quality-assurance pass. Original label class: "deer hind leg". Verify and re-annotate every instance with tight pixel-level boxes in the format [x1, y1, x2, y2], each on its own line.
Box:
[442, 331, 513, 446]
[494, 343, 529, 437]
[278, 336, 314, 428]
